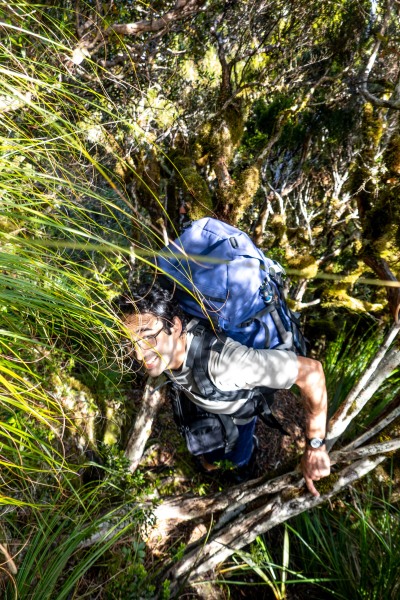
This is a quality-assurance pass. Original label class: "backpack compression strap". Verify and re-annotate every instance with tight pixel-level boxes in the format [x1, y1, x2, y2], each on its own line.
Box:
[238, 304, 294, 351]
[269, 307, 294, 350]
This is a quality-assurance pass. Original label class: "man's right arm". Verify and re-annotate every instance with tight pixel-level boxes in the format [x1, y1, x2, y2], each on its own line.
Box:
[210, 339, 331, 495]
[295, 356, 330, 496]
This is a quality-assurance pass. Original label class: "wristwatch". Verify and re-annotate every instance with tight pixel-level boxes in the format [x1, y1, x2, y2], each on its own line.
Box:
[307, 437, 326, 449]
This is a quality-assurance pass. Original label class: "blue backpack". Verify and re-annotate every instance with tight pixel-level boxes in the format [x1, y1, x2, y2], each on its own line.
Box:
[156, 217, 306, 355]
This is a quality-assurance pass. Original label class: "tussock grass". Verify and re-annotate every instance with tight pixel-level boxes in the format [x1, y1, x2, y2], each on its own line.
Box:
[0, 7, 155, 594]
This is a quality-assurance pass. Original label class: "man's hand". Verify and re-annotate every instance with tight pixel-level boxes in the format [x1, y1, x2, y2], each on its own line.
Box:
[300, 447, 331, 497]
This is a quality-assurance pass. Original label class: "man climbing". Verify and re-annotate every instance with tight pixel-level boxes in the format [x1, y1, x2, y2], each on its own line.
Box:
[119, 283, 331, 497]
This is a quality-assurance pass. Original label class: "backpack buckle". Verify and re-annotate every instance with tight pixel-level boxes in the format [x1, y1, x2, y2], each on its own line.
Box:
[192, 322, 206, 337]
[269, 263, 285, 287]
[260, 279, 274, 304]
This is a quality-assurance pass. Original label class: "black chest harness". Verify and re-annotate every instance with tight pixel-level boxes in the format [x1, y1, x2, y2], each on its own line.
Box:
[169, 321, 289, 456]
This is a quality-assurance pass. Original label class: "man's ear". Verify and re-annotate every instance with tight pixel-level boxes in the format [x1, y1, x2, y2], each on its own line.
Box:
[172, 316, 183, 335]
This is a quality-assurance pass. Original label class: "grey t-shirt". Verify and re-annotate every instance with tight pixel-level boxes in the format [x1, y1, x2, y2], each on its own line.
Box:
[168, 320, 299, 415]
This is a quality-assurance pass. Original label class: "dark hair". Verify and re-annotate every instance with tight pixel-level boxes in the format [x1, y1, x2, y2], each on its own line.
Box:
[115, 282, 188, 335]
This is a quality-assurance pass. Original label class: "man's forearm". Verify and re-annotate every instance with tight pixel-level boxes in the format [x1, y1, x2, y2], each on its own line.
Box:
[304, 392, 328, 441]
[296, 356, 328, 439]
[295, 356, 330, 496]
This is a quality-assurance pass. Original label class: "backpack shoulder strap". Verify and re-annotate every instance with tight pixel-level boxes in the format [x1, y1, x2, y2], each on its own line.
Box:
[186, 321, 254, 402]
[186, 321, 224, 398]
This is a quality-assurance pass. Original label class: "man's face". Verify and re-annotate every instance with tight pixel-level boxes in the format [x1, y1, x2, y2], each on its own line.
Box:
[123, 312, 185, 377]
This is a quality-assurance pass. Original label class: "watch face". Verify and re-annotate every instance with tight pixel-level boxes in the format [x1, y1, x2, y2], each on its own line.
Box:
[309, 438, 324, 448]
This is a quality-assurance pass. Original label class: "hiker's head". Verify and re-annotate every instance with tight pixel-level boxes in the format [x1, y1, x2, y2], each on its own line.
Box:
[116, 283, 188, 376]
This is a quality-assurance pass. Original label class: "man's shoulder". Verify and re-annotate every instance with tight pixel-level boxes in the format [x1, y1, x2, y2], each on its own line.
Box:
[182, 318, 298, 391]
[186, 318, 297, 365]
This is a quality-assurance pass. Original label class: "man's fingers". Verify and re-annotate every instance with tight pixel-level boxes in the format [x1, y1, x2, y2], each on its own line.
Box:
[300, 449, 331, 496]
[305, 476, 320, 497]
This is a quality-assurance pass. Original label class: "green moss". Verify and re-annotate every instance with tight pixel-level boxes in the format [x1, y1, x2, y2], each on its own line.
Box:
[167, 150, 214, 218]
[197, 122, 212, 150]
[288, 254, 319, 279]
[103, 404, 123, 445]
[314, 472, 341, 495]
[362, 102, 384, 148]
[224, 105, 244, 148]
[209, 124, 234, 162]
[374, 225, 399, 258]
[180, 166, 213, 219]
[208, 105, 244, 162]
[347, 400, 358, 415]
[170, 154, 192, 172]
[269, 214, 287, 237]
[321, 285, 384, 313]
[281, 486, 305, 502]
[232, 165, 260, 223]
[384, 132, 400, 175]
[375, 433, 398, 457]
[349, 103, 385, 228]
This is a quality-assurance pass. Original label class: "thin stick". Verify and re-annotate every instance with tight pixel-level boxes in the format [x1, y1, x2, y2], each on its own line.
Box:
[343, 404, 400, 450]
[0, 544, 17, 575]
[327, 324, 400, 448]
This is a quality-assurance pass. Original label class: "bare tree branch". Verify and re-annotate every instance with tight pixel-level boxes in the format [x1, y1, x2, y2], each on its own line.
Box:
[328, 347, 400, 448]
[76, 441, 399, 560]
[125, 375, 168, 472]
[107, 0, 207, 37]
[359, 0, 400, 109]
[331, 437, 400, 462]
[165, 455, 386, 591]
[327, 322, 400, 449]
[154, 471, 299, 523]
[154, 437, 400, 524]
[344, 402, 400, 450]
[363, 255, 400, 322]
[360, 86, 400, 110]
